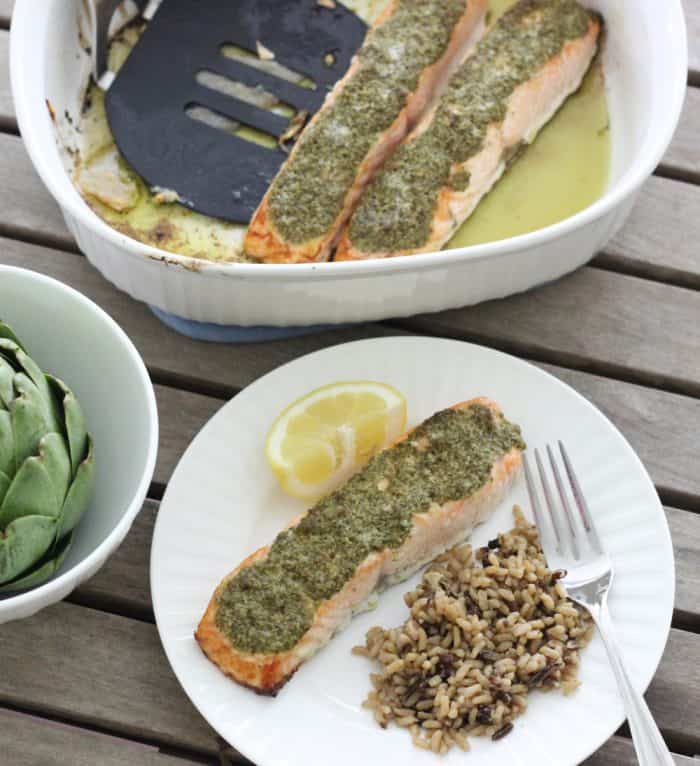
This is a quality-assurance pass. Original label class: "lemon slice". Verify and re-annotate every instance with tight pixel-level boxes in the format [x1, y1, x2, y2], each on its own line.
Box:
[265, 381, 407, 501]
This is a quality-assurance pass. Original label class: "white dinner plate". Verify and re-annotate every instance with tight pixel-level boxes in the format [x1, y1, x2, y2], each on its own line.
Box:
[151, 337, 674, 766]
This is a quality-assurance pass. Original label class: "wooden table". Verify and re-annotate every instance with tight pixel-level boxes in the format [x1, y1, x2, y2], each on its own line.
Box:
[1, 1, 699, 763]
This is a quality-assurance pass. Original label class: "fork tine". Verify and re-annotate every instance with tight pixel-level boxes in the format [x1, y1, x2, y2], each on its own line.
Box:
[534, 448, 564, 551]
[558, 441, 605, 555]
[547, 444, 580, 560]
[524, 454, 560, 561]
[523, 454, 546, 532]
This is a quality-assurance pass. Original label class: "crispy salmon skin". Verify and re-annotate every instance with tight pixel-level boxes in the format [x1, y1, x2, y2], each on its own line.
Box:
[196, 398, 524, 694]
[243, 0, 487, 264]
[336, 0, 600, 260]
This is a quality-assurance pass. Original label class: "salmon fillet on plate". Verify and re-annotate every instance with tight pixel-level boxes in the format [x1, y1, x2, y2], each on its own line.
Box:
[196, 398, 525, 694]
[243, 0, 488, 264]
[335, 0, 601, 260]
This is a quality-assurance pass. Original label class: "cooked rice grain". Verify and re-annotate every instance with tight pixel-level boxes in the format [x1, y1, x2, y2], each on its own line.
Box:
[355, 507, 593, 754]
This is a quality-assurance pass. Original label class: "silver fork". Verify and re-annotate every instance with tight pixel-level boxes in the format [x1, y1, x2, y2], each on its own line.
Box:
[524, 442, 674, 766]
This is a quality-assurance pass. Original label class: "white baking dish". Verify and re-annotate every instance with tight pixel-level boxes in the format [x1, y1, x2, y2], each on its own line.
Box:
[10, 0, 687, 329]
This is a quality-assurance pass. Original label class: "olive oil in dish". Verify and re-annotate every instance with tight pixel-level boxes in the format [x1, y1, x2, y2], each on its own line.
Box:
[448, 1, 610, 249]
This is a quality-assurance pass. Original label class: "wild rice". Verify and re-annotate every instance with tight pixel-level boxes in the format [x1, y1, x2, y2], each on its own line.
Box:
[353, 507, 593, 754]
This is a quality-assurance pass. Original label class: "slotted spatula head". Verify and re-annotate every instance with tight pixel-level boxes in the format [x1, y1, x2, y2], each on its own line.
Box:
[104, 0, 367, 222]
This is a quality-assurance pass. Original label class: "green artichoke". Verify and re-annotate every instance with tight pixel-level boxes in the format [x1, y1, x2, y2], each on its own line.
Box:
[0, 320, 95, 592]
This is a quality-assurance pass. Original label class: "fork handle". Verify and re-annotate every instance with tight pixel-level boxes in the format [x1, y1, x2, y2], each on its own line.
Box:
[590, 599, 675, 766]
[88, 0, 149, 88]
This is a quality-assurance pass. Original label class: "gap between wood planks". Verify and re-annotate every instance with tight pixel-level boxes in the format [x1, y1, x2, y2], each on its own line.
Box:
[0, 701, 224, 766]
[0, 630, 697, 764]
[3, 700, 692, 766]
[655, 162, 700, 192]
[385, 318, 700, 409]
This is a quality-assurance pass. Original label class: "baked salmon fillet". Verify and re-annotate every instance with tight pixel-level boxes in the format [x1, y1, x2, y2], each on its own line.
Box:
[243, 0, 488, 264]
[196, 397, 524, 694]
[335, 0, 600, 260]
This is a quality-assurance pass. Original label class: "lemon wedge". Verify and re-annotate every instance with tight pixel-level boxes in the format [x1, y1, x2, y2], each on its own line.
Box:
[265, 381, 407, 501]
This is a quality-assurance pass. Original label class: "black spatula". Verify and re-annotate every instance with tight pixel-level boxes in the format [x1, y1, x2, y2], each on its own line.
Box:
[99, 0, 367, 222]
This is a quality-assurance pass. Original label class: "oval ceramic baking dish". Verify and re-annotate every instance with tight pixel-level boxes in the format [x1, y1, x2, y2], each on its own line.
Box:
[9, 0, 687, 329]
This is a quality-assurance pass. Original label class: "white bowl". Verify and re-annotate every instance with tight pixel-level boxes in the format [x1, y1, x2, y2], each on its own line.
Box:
[10, 0, 687, 327]
[0, 265, 158, 623]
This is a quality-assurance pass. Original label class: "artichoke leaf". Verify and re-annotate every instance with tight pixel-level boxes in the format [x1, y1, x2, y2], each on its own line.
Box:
[38, 431, 72, 510]
[0, 455, 60, 528]
[11, 373, 59, 467]
[0, 529, 71, 592]
[0, 338, 22, 367]
[19, 364, 62, 425]
[13, 344, 56, 409]
[0, 513, 56, 585]
[0, 321, 25, 350]
[0, 409, 13, 478]
[0, 322, 95, 592]
[57, 435, 95, 537]
[0, 355, 15, 408]
[0, 470, 9, 507]
[47, 375, 88, 476]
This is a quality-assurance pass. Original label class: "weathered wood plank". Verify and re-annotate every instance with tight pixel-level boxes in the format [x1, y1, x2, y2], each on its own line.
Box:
[0, 600, 697, 755]
[75, 500, 157, 615]
[0, 32, 12, 130]
[668, 506, 700, 620]
[0, 708, 201, 766]
[661, 86, 700, 181]
[684, 0, 700, 78]
[0, 602, 219, 754]
[0, 235, 396, 394]
[396, 267, 700, 397]
[536, 363, 700, 505]
[597, 175, 700, 288]
[0, 1, 12, 28]
[0, 712, 695, 766]
[1, 238, 700, 502]
[0, 134, 74, 249]
[645, 629, 700, 749]
[154, 384, 221, 486]
[584, 735, 696, 766]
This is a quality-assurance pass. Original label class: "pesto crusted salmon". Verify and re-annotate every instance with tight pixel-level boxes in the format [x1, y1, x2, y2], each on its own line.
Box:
[243, 0, 488, 264]
[196, 398, 524, 694]
[335, 0, 601, 260]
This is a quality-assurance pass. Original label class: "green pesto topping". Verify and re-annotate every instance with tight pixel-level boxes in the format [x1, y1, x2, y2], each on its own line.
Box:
[348, 0, 594, 253]
[215, 404, 525, 654]
[266, 0, 467, 244]
[449, 169, 471, 191]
